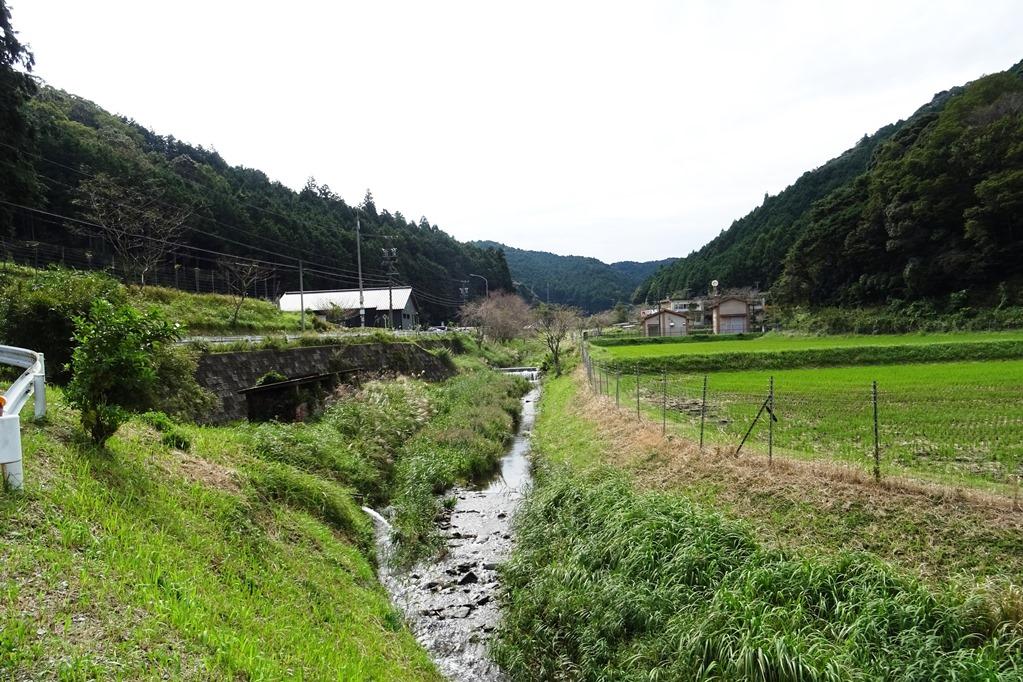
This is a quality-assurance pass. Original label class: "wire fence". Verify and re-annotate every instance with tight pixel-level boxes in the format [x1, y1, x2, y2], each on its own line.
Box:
[581, 343, 1023, 489]
[0, 237, 287, 299]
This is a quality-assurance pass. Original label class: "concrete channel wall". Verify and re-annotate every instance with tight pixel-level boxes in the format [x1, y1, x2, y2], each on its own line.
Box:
[195, 342, 453, 423]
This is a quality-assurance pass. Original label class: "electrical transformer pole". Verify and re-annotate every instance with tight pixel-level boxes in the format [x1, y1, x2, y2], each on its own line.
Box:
[356, 213, 365, 327]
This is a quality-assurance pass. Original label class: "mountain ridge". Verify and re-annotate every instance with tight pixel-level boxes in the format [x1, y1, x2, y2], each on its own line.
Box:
[473, 240, 675, 313]
[632, 73, 991, 304]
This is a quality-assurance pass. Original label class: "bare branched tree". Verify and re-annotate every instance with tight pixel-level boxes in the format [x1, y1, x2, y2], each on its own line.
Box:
[219, 257, 273, 327]
[72, 172, 192, 286]
[460, 292, 531, 343]
[534, 303, 581, 376]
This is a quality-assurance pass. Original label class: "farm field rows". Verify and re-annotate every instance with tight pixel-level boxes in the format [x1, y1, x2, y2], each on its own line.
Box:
[592, 357, 1023, 488]
[594, 329, 1023, 359]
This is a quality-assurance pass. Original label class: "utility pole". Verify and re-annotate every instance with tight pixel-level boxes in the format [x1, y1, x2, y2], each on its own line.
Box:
[299, 259, 305, 331]
[356, 213, 365, 327]
[381, 247, 399, 329]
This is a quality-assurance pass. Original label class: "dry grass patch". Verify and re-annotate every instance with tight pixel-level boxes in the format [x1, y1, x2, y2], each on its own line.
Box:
[557, 368, 1023, 582]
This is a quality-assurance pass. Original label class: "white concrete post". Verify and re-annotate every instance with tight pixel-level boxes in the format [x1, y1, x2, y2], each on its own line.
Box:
[33, 353, 46, 419]
[0, 414, 24, 490]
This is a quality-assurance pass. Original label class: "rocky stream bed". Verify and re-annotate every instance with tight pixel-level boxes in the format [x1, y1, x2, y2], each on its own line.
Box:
[366, 377, 539, 680]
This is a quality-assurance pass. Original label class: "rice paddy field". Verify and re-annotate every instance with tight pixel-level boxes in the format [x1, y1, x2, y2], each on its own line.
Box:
[585, 331, 1023, 488]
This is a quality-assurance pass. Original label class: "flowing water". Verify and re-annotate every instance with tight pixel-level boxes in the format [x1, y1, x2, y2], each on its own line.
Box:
[365, 371, 539, 680]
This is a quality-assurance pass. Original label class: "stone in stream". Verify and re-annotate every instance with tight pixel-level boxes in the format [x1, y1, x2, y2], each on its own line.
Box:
[458, 571, 479, 585]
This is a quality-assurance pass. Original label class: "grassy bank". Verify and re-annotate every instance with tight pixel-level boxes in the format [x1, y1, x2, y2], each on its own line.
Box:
[0, 387, 439, 680]
[493, 374, 1023, 679]
[536, 373, 1023, 580]
[133, 286, 302, 333]
[0, 364, 526, 678]
[496, 466, 1023, 680]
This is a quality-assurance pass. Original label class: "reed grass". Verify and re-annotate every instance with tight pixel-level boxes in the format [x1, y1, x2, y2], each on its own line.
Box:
[495, 465, 1023, 680]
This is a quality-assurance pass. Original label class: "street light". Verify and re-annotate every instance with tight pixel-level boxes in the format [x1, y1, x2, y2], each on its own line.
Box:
[468, 273, 488, 297]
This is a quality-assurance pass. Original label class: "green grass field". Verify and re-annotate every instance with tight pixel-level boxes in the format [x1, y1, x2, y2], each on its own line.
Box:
[595, 359, 1023, 487]
[596, 330, 1023, 359]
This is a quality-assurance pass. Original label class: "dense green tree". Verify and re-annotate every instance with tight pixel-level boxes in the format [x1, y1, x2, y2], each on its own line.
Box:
[637, 59, 1023, 311]
[776, 67, 1023, 307]
[0, 0, 39, 227]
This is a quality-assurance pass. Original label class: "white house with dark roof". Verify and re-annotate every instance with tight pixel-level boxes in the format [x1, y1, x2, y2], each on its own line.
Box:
[278, 286, 420, 330]
[642, 309, 688, 337]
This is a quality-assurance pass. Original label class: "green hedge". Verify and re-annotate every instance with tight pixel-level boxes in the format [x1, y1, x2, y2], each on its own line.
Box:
[589, 332, 763, 348]
[602, 339, 1023, 373]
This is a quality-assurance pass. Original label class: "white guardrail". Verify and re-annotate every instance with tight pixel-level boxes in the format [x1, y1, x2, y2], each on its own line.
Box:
[0, 345, 46, 491]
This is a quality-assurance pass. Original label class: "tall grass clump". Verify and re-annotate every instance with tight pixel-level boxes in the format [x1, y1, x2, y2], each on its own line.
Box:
[390, 371, 528, 561]
[252, 379, 432, 504]
[248, 371, 527, 562]
[248, 462, 372, 550]
[494, 465, 1023, 680]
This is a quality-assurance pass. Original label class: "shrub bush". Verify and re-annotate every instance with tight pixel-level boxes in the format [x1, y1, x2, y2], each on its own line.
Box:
[66, 300, 181, 445]
[255, 370, 288, 386]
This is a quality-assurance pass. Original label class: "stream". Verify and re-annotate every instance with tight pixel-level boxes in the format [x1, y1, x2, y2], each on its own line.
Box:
[365, 371, 540, 680]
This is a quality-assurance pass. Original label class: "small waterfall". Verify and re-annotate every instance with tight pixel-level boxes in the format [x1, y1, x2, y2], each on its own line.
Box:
[362, 506, 391, 529]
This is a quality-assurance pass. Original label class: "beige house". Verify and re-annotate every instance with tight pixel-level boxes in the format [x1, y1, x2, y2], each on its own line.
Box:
[642, 309, 688, 337]
[710, 296, 749, 334]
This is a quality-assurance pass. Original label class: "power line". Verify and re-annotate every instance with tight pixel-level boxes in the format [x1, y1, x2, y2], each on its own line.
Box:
[2, 203, 468, 304]
[3, 142, 498, 308]
[0, 140, 396, 279]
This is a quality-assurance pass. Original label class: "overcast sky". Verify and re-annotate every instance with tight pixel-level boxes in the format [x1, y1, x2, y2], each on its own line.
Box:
[12, 1, 1023, 263]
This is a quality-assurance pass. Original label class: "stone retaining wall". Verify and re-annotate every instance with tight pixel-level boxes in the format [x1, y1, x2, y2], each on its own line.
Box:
[196, 342, 453, 423]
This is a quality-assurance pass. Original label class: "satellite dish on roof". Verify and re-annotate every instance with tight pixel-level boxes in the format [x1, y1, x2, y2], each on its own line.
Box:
[711, 279, 719, 287]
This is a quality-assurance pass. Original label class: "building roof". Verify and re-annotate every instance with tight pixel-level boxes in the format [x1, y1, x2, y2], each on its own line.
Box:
[278, 286, 414, 313]
[707, 295, 749, 309]
[642, 309, 688, 321]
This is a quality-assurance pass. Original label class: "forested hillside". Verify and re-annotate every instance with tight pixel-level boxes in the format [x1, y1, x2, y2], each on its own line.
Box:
[0, 84, 512, 322]
[475, 241, 673, 313]
[636, 63, 1023, 307]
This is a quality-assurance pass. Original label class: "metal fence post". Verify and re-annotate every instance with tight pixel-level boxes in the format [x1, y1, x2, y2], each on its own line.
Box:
[662, 371, 667, 435]
[33, 354, 46, 419]
[872, 380, 880, 483]
[768, 376, 774, 465]
[615, 373, 620, 408]
[636, 367, 640, 419]
[700, 375, 707, 450]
